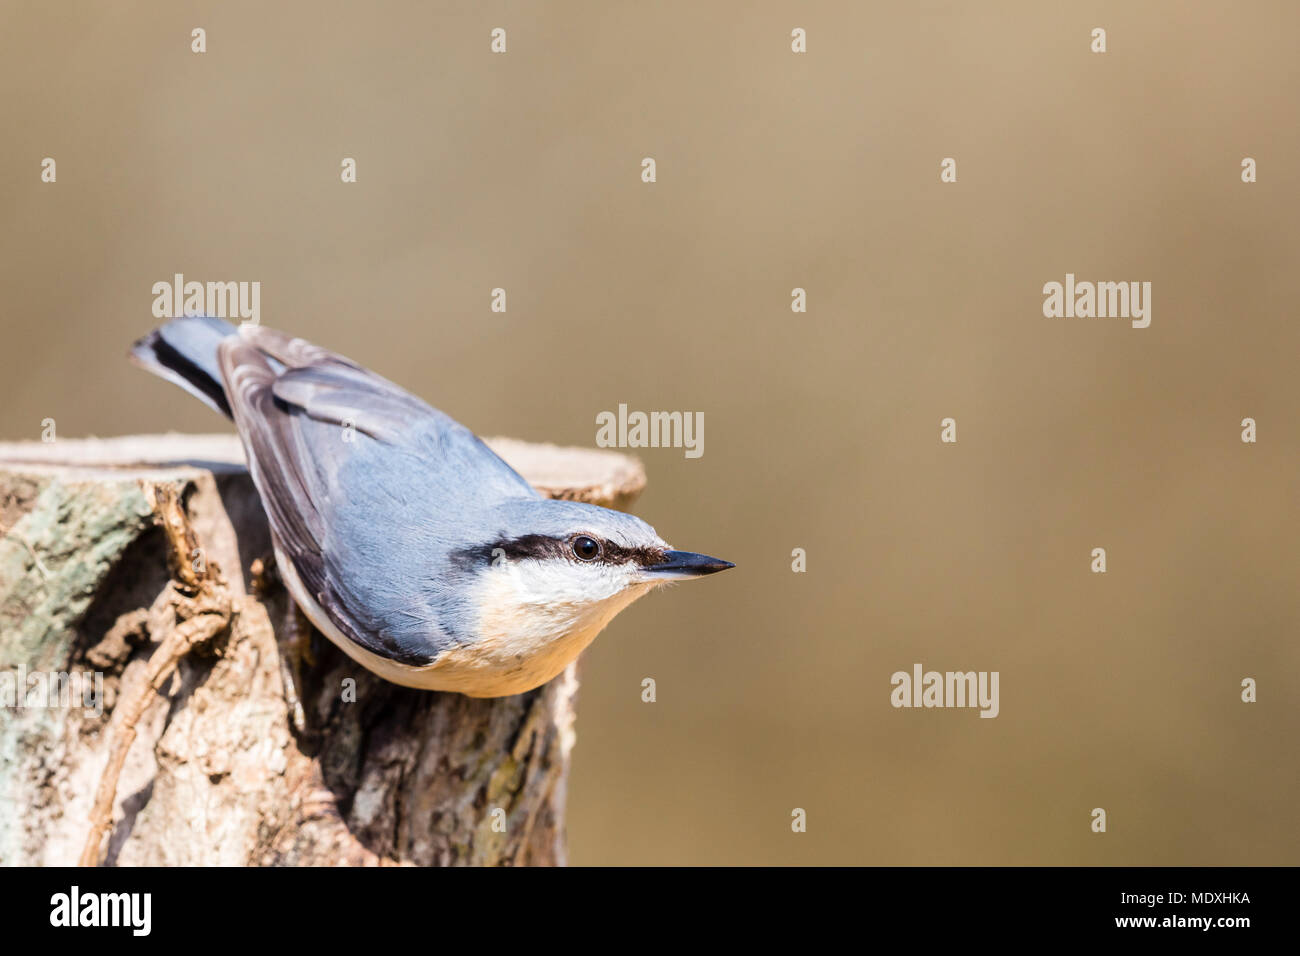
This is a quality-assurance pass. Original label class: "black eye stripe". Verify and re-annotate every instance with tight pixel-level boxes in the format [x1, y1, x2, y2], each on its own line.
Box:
[486, 534, 567, 562]
[600, 541, 665, 566]
[451, 535, 667, 569]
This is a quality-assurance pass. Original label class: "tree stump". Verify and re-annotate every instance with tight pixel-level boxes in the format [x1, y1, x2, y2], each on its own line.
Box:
[0, 433, 645, 866]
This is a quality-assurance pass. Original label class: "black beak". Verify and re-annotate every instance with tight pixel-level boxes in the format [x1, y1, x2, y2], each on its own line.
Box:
[644, 550, 735, 578]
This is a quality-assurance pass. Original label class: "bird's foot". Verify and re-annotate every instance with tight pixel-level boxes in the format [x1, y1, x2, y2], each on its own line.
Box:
[278, 602, 315, 736]
[250, 553, 280, 598]
[253, 552, 316, 737]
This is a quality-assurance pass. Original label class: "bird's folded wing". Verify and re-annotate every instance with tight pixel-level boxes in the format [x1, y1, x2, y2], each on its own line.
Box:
[216, 326, 537, 665]
[240, 324, 535, 497]
[236, 324, 420, 440]
[236, 324, 364, 372]
[216, 337, 438, 663]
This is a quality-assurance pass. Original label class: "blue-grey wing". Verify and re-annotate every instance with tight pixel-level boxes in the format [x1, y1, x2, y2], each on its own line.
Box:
[241, 324, 536, 499]
[218, 326, 536, 665]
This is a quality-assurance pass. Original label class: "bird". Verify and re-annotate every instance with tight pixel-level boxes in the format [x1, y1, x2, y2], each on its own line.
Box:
[129, 317, 733, 698]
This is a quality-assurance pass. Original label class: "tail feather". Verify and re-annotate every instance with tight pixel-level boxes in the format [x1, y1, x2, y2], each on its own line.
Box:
[130, 316, 238, 418]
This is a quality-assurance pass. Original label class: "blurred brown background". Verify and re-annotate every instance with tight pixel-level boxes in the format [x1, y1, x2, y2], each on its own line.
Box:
[3, 1, 1298, 864]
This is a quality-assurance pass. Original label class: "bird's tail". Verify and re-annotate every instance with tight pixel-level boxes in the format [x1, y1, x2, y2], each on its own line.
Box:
[129, 316, 239, 418]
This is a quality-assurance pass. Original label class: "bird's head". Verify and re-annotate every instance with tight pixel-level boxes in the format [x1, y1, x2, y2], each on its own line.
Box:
[449, 498, 733, 666]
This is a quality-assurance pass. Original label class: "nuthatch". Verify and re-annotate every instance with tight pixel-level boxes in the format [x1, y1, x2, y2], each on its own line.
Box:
[130, 317, 733, 697]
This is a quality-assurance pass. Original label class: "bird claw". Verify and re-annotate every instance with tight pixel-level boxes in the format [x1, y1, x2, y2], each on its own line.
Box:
[278, 603, 315, 736]
[255, 552, 315, 736]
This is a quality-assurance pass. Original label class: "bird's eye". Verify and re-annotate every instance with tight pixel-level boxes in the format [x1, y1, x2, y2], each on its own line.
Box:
[571, 535, 601, 561]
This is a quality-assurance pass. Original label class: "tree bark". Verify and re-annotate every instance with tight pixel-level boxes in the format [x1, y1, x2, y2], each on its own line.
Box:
[0, 433, 645, 866]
